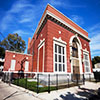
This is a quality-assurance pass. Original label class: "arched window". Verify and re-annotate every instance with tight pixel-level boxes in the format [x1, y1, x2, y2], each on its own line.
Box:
[72, 40, 78, 58]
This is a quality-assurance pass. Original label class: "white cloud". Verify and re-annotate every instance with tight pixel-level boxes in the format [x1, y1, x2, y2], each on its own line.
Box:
[89, 23, 100, 32]
[49, 0, 65, 7]
[70, 15, 84, 25]
[0, 14, 13, 31]
[47, 0, 86, 9]
[9, 0, 34, 13]
[0, 0, 42, 32]
[19, 18, 32, 23]
[89, 23, 100, 58]
[0, 0, 87, 33]
[13, 30, 29, 36]
[90, 34, 100, 50]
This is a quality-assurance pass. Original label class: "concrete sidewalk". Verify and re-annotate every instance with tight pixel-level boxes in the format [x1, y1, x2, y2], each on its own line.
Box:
[37, 82, 100, 100]
[0, 80, 41, 100]
[0, 80, 100, 100]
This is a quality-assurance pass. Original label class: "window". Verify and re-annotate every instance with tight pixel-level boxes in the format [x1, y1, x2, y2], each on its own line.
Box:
[10, 60, 16, 70]
[72, 40, 78, 58]
[54, 42, 66, 72]
[25, 61, 29, 71]
[84, 53, 90, 73]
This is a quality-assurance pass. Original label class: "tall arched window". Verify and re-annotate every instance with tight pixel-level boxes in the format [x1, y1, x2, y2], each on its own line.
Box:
[72, 40, 78, 58]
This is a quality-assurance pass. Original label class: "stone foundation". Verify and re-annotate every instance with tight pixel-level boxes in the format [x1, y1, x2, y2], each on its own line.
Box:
[35, 73, 94, 86]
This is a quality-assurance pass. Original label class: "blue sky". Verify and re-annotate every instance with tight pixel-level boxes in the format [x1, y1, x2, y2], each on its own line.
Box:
[0, 0, 100, 58]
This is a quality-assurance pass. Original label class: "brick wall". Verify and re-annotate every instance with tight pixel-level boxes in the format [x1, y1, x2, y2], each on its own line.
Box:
[4, 51, 32, 72]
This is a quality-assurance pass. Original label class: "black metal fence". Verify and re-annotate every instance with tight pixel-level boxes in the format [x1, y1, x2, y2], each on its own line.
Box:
[93, 71, 100, 82]
[1, 72, 94, 93]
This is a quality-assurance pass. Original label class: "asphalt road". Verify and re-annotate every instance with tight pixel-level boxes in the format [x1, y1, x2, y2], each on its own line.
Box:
[0, 80, 41, 100]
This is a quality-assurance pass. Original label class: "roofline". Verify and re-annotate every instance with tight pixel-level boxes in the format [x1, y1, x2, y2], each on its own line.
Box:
[34, 10, 90, 41]
[47, 11, 90, 41]
[47, 4, 88, 33]
[6, 50, 32, 56]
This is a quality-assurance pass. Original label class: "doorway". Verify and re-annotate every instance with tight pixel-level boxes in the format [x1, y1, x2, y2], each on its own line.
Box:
[72, 39, 80, 80]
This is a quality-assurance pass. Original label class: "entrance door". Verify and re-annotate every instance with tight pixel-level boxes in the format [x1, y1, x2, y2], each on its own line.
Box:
[73, 59, 80, 80]
[72, 39, 80, 80]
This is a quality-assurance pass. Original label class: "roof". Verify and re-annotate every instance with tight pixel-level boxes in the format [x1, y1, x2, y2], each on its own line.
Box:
[31, 4, 90, 42]
[6, 50, 32, 56]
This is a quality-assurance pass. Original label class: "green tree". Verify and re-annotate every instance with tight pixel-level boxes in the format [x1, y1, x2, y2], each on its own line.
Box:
[0, 33, 26, 58]
[92, 56, 100, 68]
[0, 47, 5, 58]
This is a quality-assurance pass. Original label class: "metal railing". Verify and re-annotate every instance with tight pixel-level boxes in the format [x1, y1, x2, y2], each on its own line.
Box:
[0, 72, 94, 94]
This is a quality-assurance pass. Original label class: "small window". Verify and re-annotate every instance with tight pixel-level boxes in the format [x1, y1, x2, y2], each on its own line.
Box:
[63, 56, 65, 63]
[59, 46, 61, 54]
[10, 60, 16, 70]
[72, 40, 78, 58]
[59, 55, 61, 62]
[59, 64, 62, 71]
[55, 44, 57, 53]
[55, 63, 57, 71]
[63, 47, 64, 54]
[55, 54, 57, 62]
[63, 64, 65, 71]
[25, 61, 29, 71]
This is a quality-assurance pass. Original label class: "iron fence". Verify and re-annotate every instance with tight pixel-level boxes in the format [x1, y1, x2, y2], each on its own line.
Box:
[1, 72, 94, 93]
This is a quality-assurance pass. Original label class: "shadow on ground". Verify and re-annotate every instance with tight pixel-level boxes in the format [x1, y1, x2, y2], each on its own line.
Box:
[54, 87, 100, 100]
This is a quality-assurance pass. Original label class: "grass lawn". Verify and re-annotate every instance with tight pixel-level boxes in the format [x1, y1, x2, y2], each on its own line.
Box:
[12, 78, 56, 93]
[12, 78, 86, 93]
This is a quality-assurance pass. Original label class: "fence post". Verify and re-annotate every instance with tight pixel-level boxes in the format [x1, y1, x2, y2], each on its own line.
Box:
[76, 74, 79, 86]
[48, 74, 50, 93]
[25, 73, 27, 89]
[89, 73, 91, 81]
[67, 74, 69, 88]
[3, 73, 5, 82]
[17, 73, 19, 86]
[37, 74, 39, 94]
[83, 74, 85, 85]
[56, 74, 58, 90]
[9, 72, 11, 86]
[10, 72, 13, 83]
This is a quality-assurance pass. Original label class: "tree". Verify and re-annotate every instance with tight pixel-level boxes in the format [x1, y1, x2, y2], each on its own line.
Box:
[0, 47, 5, 58]
[0, 33, 26, 58]
[92, 56, 100, 68]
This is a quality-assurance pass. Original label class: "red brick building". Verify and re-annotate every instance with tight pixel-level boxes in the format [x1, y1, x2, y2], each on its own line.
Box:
[4, 4, 93, 78]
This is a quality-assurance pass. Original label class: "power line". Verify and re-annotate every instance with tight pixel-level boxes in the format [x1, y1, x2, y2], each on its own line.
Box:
[0, 32, 5, 39]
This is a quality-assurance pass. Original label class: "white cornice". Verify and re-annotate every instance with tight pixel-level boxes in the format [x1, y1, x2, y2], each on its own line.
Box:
[35, 10, 90, 41]
[47, 4, 88, 33]
[35, 12, 47, 35]
[47, 11, 90, 41]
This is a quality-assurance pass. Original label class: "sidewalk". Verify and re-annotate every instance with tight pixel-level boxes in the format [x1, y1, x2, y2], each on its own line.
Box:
[0, 80, 100, 100]
[0, 80, 41, 100]
[37, 82, 100, 100]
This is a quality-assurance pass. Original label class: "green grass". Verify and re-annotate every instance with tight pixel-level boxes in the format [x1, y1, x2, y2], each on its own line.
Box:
[12, 78, 56, 93]
[12, 78, 84, 93]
